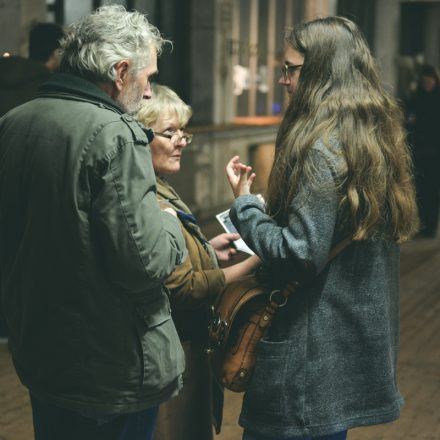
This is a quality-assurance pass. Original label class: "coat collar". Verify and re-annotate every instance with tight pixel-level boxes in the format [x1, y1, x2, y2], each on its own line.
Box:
[37, 73, 124, 114]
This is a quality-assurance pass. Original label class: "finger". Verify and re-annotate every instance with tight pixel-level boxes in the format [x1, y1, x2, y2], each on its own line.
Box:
[235, 164, 251, 177]
[226, 156, 240, 171]
[225, 161, 238, 181]
[238, 166, 250, 182]
[226, 168, 238, 185]
[245, 165, 253, 174]
[232, 162, 247, 176]
[224, 233, 240, 241]
[237, 162, 249, 170]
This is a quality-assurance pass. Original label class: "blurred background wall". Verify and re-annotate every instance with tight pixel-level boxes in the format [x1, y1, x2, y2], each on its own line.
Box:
[1, 0, 439, 232]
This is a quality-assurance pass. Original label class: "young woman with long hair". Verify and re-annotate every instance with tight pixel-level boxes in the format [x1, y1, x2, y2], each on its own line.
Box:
[226, 16, 419, 440]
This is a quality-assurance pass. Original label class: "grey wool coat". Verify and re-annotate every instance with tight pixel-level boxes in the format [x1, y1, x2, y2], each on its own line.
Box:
[230, 140, 403, 438]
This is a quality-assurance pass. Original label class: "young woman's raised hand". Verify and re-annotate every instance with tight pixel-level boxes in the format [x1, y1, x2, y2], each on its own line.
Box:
[225, 156, 256, 198]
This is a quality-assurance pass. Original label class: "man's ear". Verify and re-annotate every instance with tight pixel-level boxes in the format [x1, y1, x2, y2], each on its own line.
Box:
[114, 60, 131, 92]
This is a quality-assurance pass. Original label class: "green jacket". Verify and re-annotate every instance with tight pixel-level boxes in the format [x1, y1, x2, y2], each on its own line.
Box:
[0, 73, 187, 415]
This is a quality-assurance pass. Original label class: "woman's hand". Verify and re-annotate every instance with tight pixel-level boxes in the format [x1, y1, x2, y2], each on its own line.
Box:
[209, 233, 240, 262]
[226, 156, 256, 198]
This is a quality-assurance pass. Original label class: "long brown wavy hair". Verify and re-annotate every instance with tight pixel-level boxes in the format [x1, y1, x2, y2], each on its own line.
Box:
[266, 16, 418, 242]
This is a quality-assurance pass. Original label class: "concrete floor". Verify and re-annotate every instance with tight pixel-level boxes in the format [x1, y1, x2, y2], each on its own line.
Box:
[0, 235, 439, 440]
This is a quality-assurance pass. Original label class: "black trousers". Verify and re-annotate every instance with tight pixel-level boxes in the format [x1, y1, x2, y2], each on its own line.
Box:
[31, 394, 158, 440]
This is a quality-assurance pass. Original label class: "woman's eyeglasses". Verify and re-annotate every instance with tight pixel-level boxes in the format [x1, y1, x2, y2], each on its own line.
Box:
[281, 63, 303, 81]
[154, 130, 193, 145]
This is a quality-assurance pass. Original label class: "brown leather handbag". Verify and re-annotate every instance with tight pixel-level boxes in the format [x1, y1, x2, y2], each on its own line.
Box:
[207, 238, 352, 393]
[207, 276, 298, 392]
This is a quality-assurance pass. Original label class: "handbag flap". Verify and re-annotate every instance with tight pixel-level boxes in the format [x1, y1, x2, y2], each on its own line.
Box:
[210, 276, 268, 345]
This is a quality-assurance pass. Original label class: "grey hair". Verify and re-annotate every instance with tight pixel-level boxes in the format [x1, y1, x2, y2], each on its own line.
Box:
[136, 83, 192, 128]
[59, 5, 170, 82]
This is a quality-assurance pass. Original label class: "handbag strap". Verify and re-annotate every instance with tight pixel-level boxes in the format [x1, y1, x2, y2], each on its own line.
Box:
[268, 236, 353, 310]
[328, 236, 352, 261]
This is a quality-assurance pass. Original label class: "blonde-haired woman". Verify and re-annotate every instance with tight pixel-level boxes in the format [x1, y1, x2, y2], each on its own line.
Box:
[226, 16, 419, 440]
[137, 84, 260, 440]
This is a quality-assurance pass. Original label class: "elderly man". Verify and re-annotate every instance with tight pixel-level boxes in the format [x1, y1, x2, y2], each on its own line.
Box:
[0, 6, 187, 440]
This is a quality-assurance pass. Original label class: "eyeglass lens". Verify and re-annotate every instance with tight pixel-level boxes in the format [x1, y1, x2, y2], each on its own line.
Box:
[171, 133, 192, 144]
[282, 64, 302, 80]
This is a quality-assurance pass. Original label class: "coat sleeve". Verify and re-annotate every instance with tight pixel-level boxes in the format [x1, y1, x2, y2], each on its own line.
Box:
[164, 227, 225, 310]
[230, 145, 342, 280]
[90, 134, 187, 296]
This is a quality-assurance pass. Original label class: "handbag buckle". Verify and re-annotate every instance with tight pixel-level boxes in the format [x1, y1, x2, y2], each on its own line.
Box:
[269, 289, 288, 307]
[208, 306, 228, 346]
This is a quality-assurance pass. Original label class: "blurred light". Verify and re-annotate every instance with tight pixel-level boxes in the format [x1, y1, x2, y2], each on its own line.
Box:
[2, 52, 11, 57]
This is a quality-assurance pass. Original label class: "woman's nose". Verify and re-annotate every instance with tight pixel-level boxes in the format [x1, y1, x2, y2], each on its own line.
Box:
[177, 137, 187, 148]
[175, 130, 187, 148]
[278, 75, 288, 85]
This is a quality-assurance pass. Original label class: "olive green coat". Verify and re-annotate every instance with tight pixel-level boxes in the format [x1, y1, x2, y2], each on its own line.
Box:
[0, 74, 187, 415]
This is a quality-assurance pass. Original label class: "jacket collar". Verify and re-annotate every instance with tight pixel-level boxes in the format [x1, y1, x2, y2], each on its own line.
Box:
[37, 73, 124, 114]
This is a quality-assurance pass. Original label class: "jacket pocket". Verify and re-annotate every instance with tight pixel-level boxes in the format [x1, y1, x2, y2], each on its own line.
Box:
[136, 294, 172, 328]
[243, 336, 307, 426]
[243, 339, 290, 416]
[135, 292, 185, 394]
